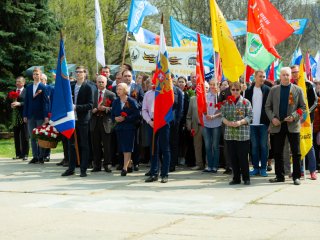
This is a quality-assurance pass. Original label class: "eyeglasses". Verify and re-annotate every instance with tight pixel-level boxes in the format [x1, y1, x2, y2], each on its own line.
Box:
[231, 89, 240, 92]
[291, 71, 299, 74]
[76, 71, 84, 74]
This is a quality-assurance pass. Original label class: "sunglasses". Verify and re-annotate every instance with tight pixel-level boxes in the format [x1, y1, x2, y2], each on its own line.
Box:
[231, 89, 240, 92]
[75, 71, 84, 74]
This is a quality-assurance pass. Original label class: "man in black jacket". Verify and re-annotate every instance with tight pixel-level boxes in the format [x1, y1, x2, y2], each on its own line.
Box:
[245, 70, 270, 177]
[62, 66, 94, 177]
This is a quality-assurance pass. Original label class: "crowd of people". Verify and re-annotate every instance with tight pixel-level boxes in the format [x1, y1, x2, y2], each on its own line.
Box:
[10, 64, 320, 185]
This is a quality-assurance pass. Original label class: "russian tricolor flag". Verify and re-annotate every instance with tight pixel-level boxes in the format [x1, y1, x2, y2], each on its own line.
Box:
[133, 27, 160, 45]
[50, 38, 75, 139]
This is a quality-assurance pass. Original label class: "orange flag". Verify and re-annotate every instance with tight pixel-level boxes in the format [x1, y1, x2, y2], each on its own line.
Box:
[196, 33, 207, 126]
[247, 0, 294, 59]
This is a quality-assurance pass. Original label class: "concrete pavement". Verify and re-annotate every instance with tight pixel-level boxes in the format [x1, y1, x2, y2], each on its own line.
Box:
[0, 153, 320, 240]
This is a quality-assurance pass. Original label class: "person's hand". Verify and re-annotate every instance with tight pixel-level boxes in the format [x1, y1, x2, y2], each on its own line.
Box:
[23, 117, 27, 123]
[284, 115, 294, 122]
[149, 120, 154, 128]
[233, 121, 241, 128]
[115, 116, 124, 122]
[92, 108, 98, 114]
[206, 115, 213, 120]
[11, 102, 21, 108]
[272, 118, 281, 126]
[97, 105, 106, 111]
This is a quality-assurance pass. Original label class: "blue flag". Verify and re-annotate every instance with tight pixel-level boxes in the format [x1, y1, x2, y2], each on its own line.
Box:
[127, 0, 158, 34]
[50, 39, 75, 139]
[227, 20, 247, 37]
[310, 54, 317, 78]
[287, 19, 309, 35]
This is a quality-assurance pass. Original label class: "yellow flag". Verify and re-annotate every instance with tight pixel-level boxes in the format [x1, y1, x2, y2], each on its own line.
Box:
[297, 59, 312, 159]
[209, 0, 245, 82]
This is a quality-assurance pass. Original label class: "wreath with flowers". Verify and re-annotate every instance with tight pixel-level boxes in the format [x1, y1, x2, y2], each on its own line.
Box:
[32, 124, 61, 142]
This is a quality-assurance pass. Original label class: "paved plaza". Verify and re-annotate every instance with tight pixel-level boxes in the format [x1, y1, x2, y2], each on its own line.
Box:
[0, 153, 320, 240]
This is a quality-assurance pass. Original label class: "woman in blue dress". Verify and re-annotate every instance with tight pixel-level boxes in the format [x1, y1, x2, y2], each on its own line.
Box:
[111, 83, 140, 176]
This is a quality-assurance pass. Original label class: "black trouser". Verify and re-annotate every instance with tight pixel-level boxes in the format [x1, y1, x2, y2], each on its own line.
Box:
[225, 140, 250, 182]
[62, 135, 69, 164]
[13, 123, 29, 157]
[271, 123, 301, 181]
[169, 121, 180, 168]
[91, 117, 112, 169]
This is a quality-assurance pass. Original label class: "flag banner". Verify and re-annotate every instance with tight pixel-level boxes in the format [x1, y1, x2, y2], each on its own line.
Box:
[244, 32, 275, 70]
[196, 33, 207, 126]
[133, 27, 160, 45]
[227, 20, 247, 37]
[128, 40, 196, 76]
[170, 16, 214, 69]
[127, 0, 158, 34]
[297, 59, 312, 159]
[287, 19, 309, 35]
[291, 48, 303, 66]
[50, 39, 75, 139]
[315, 51, 320, 80]
[210, 0, 245, 82]
[245, 65, 255, 83]
[95, 0, 105, 67]
[247, 0, 294, 59]
[153, 23, 174, 133]
[305, 52, 312, 81]
[267, 61, 275, 81]
[275, 60, 283, 80]
[309, 55, 317, 78]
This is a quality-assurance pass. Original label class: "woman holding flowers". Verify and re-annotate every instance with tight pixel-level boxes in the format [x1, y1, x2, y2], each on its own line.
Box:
[221, 82, 253, 185]
[111, 83, 140, 176]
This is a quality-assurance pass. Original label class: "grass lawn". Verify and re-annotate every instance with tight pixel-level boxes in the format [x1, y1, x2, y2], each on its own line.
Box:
[0, 138, 63, 158]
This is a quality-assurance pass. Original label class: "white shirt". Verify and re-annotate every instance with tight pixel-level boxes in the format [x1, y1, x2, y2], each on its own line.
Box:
[33, 82, 40, 97]
[252, 86, 263, 125]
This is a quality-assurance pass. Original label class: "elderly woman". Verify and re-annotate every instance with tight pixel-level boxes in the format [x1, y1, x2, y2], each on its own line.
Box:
[221, 82, 253, 185]
[111, 83, 140, 176]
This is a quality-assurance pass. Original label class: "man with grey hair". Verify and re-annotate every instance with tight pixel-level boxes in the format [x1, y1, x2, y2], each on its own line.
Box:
[265, 67, 306, 185]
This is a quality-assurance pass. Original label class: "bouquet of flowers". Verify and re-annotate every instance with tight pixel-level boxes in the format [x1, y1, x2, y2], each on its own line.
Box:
[32, 124, 61, 145]
[8, 91, 19, 102]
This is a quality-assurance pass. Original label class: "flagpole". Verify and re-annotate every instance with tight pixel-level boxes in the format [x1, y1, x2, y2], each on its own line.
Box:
[121, 31, 129, 67]
[294, 35, 303, 51]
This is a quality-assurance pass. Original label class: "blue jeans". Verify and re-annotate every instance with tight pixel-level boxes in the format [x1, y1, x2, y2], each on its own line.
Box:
[250, 125, 269, 170]
[306, 146, 317, 172]
[202, 126, 221, 169]
[148, 124, 171, 177]
[27, 118, 44, 159]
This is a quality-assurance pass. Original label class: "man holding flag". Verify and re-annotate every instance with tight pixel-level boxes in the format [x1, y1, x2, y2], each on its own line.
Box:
[144, 15, 174, 184]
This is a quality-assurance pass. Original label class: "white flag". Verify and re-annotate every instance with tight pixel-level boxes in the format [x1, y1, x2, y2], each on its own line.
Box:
[316, 51, 320, 80]
[95, 0, 105, 67]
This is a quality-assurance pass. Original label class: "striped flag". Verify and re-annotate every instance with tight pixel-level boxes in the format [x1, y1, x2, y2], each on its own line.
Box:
[95, 0, 105, 67]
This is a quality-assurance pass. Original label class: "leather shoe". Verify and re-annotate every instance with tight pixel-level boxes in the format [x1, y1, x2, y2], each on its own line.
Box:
[169, 167, 175, 172]
[161, 177, 168, 183]
[145, 171, 151, 176]
[23, 156, 28, 161]
[223, 168, 232, 175]
[127, 167, 133, 173]
[91, 168, 101, 172]
[104, 167, 112, 173]
[134, 165, 139, 171]
[56, 160, 64, 166]
[39, 158, 44, 164]
[61, 170, 74, 176]
[293, 179, 301, 185]
[269, 178, 285, 183]
[229, 180, 241, 185]
[28, 158, 39, 164]
[80, 172, 87, 177]
[244, 180, 251, 185]
[121, 169, 127, 176]
[44, 156, 50, 162]
[145, 176, 158, 182]
[12, 156, 22, 160]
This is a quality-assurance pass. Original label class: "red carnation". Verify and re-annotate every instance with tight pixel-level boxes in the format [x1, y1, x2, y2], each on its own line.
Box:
[152, 85, 156, 91]
[209, 102, 213, 107]
[8, 91, 19, 100]
[120, 112, 128, 118]
[296, 108, 303, 117]
[215, 102, 223, 110]
[242, 100, 246, 105]
[227, 95, 236, 104]
[105, 98, 112, 107]
[107, 85, 112, 90]
[190, 129, 196, 137]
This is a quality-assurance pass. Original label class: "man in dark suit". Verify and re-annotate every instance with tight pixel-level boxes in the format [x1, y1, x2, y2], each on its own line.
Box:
[11, 76, 29, 160]
[100, 66, 113, 88]
[90, 75, 116, 172]
[62, 66, 93, 177]
[245, 70, 270, 177]
[265, 67, 306, 185]
[123, 69, 144, 171]
[23, 67, 49, 164]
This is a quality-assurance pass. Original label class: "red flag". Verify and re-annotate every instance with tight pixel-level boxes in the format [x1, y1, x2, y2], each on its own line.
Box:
[267, 62, 275, 81]
[245, 65, 255, 83]
[153, 22, 174, 133]
[305, 51, 312, 81]
[247, 0, 294, 59]
[196, 33, 207, 126]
